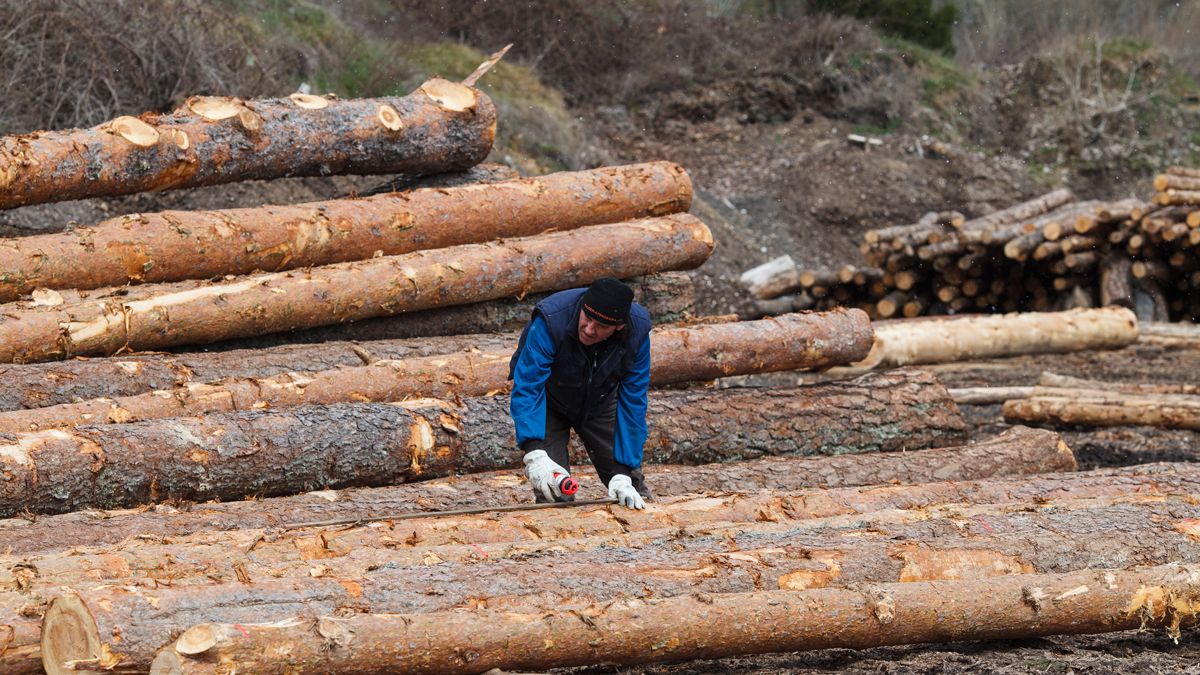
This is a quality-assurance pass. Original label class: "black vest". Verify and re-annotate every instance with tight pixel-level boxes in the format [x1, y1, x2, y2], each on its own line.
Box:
[509, 288, 651, 423]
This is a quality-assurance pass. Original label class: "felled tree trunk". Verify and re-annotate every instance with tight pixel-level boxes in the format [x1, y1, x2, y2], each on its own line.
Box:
[0, 79, 496, 210]
[0, 214, 714, 362]
[144, 564, 1200, 675]
[1099, 253, 1134, 309]
[39, 498, 1200, 674]
[0, 309, 872, 431]
[1038, 371, 1200, 395]
[0, 425, 1074, 557]
[0, 370, 964, 516]
[856, 307, 1138, 369]
[1004, 393, 1200, 431]
[201, 270, 696, 350]
[0, 162, 692, 302]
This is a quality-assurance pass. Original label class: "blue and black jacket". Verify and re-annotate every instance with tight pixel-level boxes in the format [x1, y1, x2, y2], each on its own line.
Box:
[508, 287, 652, 469]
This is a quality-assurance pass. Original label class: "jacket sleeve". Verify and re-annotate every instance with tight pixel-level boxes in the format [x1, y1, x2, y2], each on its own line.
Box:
[510, 316, 555, 448]
[613, 334, 651, 469]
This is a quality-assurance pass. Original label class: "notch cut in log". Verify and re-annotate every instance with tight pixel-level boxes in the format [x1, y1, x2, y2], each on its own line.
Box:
[0, 162, 692, 302]
[0, 79, 497, 209]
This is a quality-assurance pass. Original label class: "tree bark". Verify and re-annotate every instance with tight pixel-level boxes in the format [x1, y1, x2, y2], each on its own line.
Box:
[1100, 253, 1135, 309]
[0, 425, 1072, 557]
[144, 564, 1200, 675]
[39, 498, 1200, 674]
[1004, 394, 1200, 431]
[0, 163, 691, 303]
[0, 214, 714, 363]
[0, 79, 497, 210]
[0, 369, 964, 516]
[192, 270, 696, 350]
[856, 307, 1138, 369]
[0, 309, 873, 431]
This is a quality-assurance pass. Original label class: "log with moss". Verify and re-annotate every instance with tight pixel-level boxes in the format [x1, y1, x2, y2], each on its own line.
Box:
[0, 162, 691, 302]
[0, 369, 963, 516]
[0, 214, 714, 363]
[0, 79, 496, 210]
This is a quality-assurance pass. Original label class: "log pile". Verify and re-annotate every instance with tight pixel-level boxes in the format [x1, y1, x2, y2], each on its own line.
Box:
[744, 169, 1200, 322]
[3, 63, 1198, 674]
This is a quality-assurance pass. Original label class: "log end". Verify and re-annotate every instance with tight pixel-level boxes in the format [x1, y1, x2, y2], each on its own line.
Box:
[41, 592, 103, 675]
[175, 623, 218, 655]
[149, 649, 183, 675]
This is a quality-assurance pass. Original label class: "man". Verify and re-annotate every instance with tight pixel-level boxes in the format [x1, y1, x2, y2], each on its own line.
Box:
[508, 277, 653, 510]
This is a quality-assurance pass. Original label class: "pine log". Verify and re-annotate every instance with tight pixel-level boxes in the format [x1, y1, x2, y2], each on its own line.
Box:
[1155, 189, 1200, 206]
[0, 163, 692, 302]
[1155, 174, 1200, 192]
[855, 307, 1138, 369]
[38, 498, 1200, 674]
[0, 214, 714, 363]
[1168, 166, 1200, 178]
[959, 188, 1076, 232]
[1004, 394, 1200, 430]
[0, 426, 1072, 557]
[0, 79, 496, 210]
[144, 564, 1200, 675]
[0, 310, 873, 431]
[199, 271, 695, 350]
[739, 255, 800, 299]
[1037, 371, 1200, 395]
[1099, 253, 1135, 309]
[0, 369, 965, 516]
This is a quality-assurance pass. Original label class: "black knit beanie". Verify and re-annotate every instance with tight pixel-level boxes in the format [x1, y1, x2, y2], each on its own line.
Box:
[580, 277, 633, 326]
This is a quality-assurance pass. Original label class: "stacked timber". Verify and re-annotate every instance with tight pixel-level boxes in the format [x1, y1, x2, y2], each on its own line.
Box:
[743, 170, 1200, 322]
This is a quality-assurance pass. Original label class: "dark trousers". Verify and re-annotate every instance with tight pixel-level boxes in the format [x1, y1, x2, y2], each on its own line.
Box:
[530, 396, 653, 503]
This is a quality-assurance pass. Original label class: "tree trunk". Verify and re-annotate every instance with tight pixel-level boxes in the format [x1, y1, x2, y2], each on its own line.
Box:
[144, 564, 1200, 675]
[0, 309, 872, 431]
[0, 369, 964, 516]
[1099, 253, 1134, 309]
[0, 425, 1072, 557]
[0, 163, 691, 303]
[199, 270, 696, 350]
[1038, 371, 1200, 395]
[959, 188, 1076, 232]
[1004, 394, 1200, 431]
[856, 307, 1138, 369]
[0, 214, 714, 363]
[0, 79, 497, 210]
[39, 498, 1200, 674]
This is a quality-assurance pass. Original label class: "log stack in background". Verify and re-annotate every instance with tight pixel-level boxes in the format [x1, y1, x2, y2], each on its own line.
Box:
[743, 168, 1200, 322]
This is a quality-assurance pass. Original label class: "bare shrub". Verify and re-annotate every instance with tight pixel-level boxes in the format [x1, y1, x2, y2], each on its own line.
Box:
[0, 0, 302, 134]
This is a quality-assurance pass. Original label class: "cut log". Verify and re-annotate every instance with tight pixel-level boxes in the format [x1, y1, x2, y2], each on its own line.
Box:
[0, 425, 1072, 557]
[739, 255, 800, 299]
[0, 163, 692, 302]
[1004, 394, 1200, 430]
[1038, 371, 1200, 395]
[39, 498, 1200, 674]
[0, 79, 497, 210]
[853, 308, 1138, 370]
[1099, 253, 1134, 309]
[0, 309, 873, 431]
[0, 214, 714, 363]
[143, 564, 1200, 675]
[959, 188, 1076, 232]
[201, 271, 695, 350]
[0, 369, 965, 516]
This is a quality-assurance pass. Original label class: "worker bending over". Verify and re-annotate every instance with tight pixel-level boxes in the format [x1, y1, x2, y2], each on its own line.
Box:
[509, 277, 652, 509]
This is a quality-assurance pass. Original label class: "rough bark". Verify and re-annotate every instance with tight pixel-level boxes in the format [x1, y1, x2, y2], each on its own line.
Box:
[855, 307, 1138, 369]
[0, 369, 964, 516]
[198, 270, 696, 350]
[0, 80, 497, 210]
[144, 564, 1200, 675]
[1004, 394, 1200, 431]
[1100, 253, 1135, 309]
[39, 498, 1200, 674]
[0, 214, 714, 363]
[0, 162, 691, 302]
[0, 426, 1072, 557]
[0, 309, 873, 431]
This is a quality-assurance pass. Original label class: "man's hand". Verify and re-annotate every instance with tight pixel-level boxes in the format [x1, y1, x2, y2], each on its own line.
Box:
[607, 474, 646, 510]
[523, 449, 570, 502]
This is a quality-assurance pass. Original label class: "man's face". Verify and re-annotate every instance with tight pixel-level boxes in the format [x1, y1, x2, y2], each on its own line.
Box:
[577, 311, 622, 346]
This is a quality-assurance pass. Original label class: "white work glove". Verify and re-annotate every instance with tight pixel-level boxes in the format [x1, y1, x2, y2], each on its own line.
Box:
[523, 449, 570, 502]
[607, 474, 646, 510]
